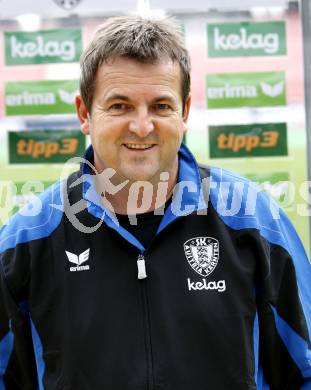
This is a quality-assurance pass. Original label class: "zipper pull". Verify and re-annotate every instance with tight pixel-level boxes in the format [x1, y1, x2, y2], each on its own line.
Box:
[137, 254, 147, 280]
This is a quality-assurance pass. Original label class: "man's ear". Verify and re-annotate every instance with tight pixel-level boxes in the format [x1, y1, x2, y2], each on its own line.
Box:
[76, 95, 90, 135]
[183, 94, 191, 123]
[182, 94, 191, 134]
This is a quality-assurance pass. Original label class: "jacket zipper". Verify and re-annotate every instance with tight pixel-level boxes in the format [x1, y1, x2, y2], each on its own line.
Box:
[137, 253, 155, 390]
[137, 254, 147, 279]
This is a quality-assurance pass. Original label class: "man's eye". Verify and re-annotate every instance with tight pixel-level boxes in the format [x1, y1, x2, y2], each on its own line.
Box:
[109, 103, 127, 110]
[155, 103, 172, 111]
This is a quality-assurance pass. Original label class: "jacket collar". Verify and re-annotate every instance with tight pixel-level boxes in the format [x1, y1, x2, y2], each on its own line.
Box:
[80, 143, 207, 250]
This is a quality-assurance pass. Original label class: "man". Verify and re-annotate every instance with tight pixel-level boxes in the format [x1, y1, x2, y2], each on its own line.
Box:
[0, 15, 310, 390]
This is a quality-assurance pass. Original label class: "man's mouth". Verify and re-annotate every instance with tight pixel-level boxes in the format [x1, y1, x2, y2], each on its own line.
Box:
[124, 143, 155, 150]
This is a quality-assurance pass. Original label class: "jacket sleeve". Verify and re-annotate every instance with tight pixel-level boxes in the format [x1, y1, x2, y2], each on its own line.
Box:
[208, 166, 310, 388]
[256, 208, 311, 390]
[0, 253, 38, 389]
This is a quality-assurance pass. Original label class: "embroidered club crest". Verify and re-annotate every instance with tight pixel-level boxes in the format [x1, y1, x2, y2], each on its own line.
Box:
[53, 0, 82, 10]
[183, 237, 219, 277]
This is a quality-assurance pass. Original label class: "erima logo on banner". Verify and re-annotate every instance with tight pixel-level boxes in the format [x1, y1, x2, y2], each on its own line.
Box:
[213, 27, 279, 54]
[5, 90, 77, 107]
[207, 81, 284, 100]
[10, 36, 76, 61]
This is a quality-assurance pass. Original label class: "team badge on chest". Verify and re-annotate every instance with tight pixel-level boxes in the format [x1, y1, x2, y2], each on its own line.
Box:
[183, 237, 219, 277]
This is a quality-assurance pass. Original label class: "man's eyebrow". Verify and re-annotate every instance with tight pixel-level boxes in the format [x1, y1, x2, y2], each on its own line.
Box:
[152, 95, 176, 103]
[103, 94, 177, 104]
[105, 94, 130, 102]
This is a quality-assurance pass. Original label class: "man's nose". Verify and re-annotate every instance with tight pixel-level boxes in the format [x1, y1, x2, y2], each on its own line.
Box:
[128, 108, 154, 137]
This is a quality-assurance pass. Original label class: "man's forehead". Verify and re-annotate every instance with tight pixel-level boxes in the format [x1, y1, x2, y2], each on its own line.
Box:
[95, 57, 182, 97]
[97, 56, 181, 81]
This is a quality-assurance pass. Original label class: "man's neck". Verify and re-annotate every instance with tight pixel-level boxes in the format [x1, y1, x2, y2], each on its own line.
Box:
[93, 170, 178, 215]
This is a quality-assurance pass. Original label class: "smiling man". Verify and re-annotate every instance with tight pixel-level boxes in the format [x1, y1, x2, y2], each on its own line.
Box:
[76, 56, 190, 213]
[0, 15, 310, 390]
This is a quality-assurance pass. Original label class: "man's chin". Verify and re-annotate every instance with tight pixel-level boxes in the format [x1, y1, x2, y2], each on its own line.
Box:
[124, 174, 156, 183]
[120, 166, 160, 184]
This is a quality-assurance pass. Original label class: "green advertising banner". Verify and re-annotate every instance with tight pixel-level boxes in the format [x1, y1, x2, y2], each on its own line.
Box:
[0, 180, 54, 224]
[11, 180, 54, 214]
[5, 80, 78, 115]
[246, 172, 290, 203]
[4, 29, 82, 65]
[209, 122, 288, 158]
[206, 71, 286, 109]
[207, 21, 286, 57]
[9, 130, 85, 163]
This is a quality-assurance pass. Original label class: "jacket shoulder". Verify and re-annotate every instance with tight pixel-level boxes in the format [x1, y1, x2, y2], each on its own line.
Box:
[207, 165, 309, 263]
[0, 178, 65, 254]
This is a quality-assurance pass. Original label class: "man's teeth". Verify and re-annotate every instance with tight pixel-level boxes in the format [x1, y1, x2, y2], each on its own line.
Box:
[125, 144, 153, 150]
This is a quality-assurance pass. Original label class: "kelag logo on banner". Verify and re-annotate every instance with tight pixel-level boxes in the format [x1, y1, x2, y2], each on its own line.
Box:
[9, 130, 86, 163]
[5, 80, 78, 115]
[208, 122, 288, 158]
[206, 72, 286, 109]
[4, 29, 82, 65]
[207, 21, 286, 57]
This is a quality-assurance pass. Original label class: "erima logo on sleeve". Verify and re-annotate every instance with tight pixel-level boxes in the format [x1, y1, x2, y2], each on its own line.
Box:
[66, 248, 90, 272]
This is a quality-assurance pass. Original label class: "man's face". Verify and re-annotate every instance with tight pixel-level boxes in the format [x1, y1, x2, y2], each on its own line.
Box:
[76, 57, 191, 185]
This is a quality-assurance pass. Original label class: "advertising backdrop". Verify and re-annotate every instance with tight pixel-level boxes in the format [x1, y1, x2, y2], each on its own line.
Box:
[184, 11, 309, 252]
[0, 9, 309, 253]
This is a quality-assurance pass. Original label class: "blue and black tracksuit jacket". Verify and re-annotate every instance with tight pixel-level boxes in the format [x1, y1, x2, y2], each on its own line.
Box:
[0, 144, 310, 389]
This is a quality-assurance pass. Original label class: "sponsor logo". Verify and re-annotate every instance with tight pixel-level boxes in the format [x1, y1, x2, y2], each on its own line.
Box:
[209, 123, 288, 158]
[183, 236, 219, 277]
[208, 21, 286, 57]
[187, 278, 226, 292]
[66, 248, 90, 272]
[5, 29, 82, 65]
[6, 92, 56, 106]
[6, 89, 76, 107]
[213, 27, 278, 53]
[16, 138, 78, 158]
[58, 89, 76, 104]
[207, 83, 256, 99]
[5, 80, 78, 115]
[260, 81, 284, 97]
[9, 35, 75, 61]
[206, 72, 286, 109]
[9, 130, 85, 164]
[207, 81, 284, 99]
[217, 130, 278, 153]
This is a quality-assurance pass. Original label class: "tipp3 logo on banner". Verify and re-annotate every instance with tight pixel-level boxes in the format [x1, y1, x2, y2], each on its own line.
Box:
[209, 123, 288, 158]
[9, 130, 86, 163]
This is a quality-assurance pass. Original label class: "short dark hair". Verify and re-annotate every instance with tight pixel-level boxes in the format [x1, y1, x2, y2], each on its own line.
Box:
[79, 15, 191, 112]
